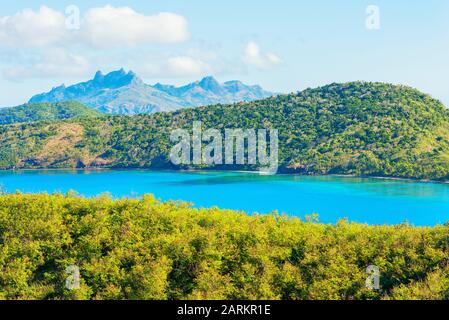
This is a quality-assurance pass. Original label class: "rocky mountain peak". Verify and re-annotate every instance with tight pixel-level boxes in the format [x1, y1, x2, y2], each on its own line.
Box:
[28, 70, 275, 114]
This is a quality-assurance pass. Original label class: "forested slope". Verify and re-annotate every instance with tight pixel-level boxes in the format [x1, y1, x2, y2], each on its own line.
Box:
[0, 101, 101, 125]
[1, 82, 449, 180]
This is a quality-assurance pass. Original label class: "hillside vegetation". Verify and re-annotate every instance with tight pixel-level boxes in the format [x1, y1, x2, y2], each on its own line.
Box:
[0, 193, 448, 300]
[1, 82, 449, 180]
[0, 101, 101, 125]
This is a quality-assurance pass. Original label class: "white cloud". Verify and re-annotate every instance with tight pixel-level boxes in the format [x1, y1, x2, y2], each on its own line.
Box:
[0, 5, 192, 80]
[166, 56, 211, 77]
[0, 5, 190, 49]
[3, 49, 90, 80]
[82, 6, 190, 48]
[0, 6, 67, 48]
[243, 41, 282, 70]
[136, 55, 213, 79]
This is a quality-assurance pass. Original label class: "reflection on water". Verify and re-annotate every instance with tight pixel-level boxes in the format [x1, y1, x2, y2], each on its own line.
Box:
[164, 172, 281, 186]
[166, 172, 449, 199]
[1, 170, 449, 226]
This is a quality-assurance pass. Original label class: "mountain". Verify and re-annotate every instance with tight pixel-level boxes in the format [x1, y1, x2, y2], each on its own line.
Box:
[0, 101, 101, 125]
[5, 82, 449, 180]
[29, 69, 187, 114]
[28, 70, 276, 115]
[153, 76, 274, 107]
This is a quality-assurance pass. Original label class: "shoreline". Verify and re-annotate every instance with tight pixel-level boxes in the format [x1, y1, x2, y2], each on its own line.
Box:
[1, 167, 448, 185]
[0, 190, 444, 228]
[2, 168, 449, 227]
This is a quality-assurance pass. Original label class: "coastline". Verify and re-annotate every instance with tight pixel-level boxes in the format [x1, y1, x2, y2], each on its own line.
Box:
[2, 167, 449, 227]
[1, 167, 448, 185]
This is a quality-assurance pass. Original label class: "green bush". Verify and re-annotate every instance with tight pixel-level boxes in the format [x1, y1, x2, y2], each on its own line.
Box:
[0, 193, 448, 300]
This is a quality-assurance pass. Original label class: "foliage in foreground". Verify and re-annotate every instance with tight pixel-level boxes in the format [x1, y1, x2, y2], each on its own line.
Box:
[0, 193, 449, 300]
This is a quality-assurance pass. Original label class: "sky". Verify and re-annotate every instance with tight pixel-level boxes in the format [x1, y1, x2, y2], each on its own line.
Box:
[0, 0, 448, 107]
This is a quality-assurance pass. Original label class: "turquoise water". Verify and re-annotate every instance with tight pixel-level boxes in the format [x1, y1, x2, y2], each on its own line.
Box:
[1, 170, 449, 226]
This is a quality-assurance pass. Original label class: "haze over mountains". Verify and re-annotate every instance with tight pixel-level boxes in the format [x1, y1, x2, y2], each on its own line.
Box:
[29, 69, 276, 115]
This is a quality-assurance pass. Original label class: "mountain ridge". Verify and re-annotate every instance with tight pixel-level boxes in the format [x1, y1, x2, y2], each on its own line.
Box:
[29, 70, 276, 115]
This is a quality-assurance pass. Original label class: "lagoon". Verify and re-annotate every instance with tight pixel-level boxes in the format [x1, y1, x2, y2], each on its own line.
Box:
[1, 170, 449, 226]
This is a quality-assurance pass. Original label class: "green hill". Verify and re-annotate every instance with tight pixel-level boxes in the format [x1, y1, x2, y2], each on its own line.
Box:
[0, 101, 102, 125]
[1, 82, 449, 180]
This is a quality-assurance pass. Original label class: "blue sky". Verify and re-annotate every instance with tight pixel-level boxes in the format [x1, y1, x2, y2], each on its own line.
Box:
[0, 0, 448, 107]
